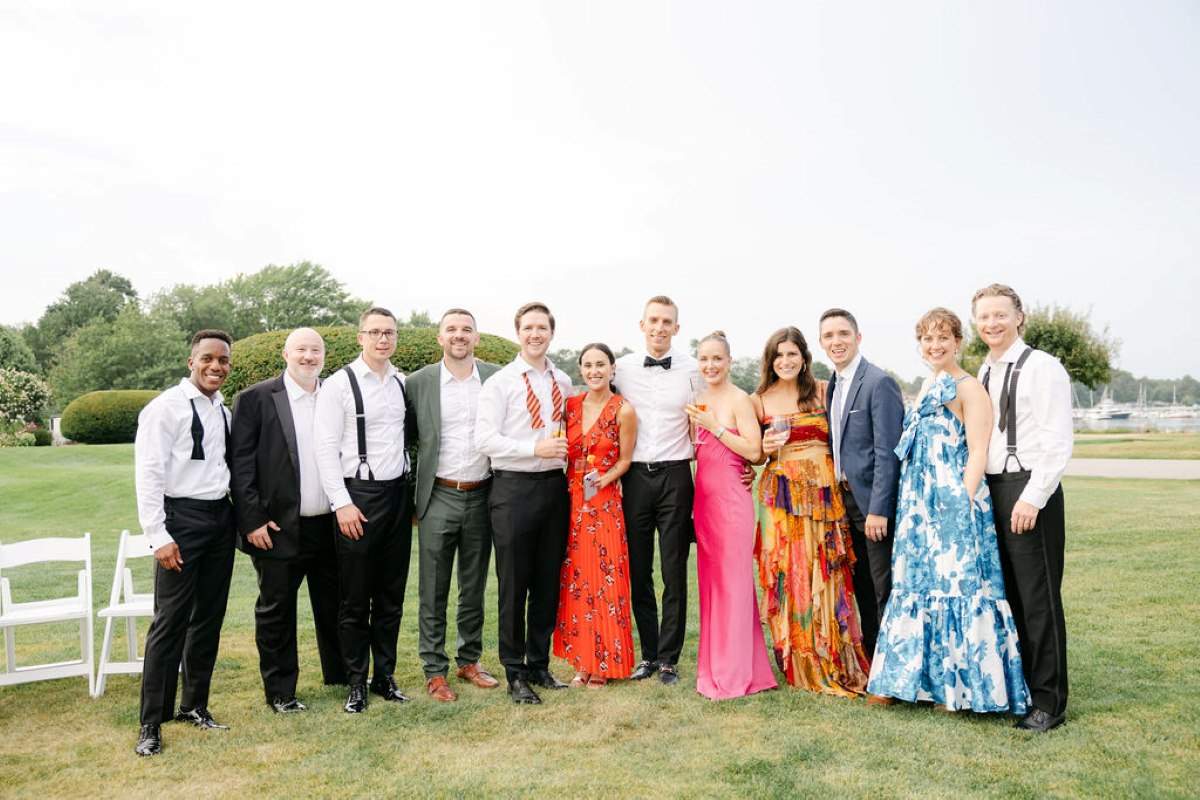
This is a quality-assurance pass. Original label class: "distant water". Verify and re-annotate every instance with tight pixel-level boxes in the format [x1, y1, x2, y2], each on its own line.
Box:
[1076, 417, 1200, 433]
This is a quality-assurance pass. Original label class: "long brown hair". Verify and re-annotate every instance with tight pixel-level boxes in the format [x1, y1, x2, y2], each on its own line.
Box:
[756, 326, 819, 411]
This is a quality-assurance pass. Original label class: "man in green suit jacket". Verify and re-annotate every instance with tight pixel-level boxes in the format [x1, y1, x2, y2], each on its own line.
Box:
[405, 308, 502, 701]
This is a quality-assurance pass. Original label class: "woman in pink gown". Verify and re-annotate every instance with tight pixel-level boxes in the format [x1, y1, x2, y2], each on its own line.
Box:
[687, 331, 778, 700]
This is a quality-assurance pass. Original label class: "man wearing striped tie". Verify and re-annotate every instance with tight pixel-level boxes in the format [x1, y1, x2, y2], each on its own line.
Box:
[475, 301, 574, 704]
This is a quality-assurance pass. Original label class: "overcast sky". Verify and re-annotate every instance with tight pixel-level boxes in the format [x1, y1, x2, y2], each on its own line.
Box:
[2, 2, 1197, 379]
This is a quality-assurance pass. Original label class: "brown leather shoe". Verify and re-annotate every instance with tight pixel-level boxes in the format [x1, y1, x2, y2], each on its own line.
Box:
[866, 694, 898, 707]
[427, 676, 457, 702]
[456, 663, 500, 689]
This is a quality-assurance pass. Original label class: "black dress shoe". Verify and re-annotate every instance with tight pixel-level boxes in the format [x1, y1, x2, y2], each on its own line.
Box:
[369, 675, 410, 703]
[270, 697, 308, 714]
[629, 660, 658, 681]
[174, 707, 229, 730]
[507, 678, 542, 705]
[344, 684, 368, 713]
[1015, 708, 1065, 732]
[530, 669, 568, 690]
[658, 663, 679, 685]
[135, 724, 162, 756]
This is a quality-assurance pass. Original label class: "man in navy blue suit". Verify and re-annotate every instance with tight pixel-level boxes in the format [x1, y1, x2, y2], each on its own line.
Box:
[820, 308, 904, 673]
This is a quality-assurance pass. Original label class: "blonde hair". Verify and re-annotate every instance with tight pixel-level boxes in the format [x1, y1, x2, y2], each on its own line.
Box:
[915, 307, 964, 341]
[971, 283, 1025, 334]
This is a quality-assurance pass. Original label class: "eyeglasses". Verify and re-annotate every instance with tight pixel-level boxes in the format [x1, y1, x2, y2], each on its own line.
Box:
[360, 329, 398, 341]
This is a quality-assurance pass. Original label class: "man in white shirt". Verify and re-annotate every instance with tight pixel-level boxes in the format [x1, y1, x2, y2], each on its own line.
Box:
[230, 328, 345, 714]
[973, 283, 1073, 733]
[314, 307, 412, 713]
[405, 309, 502, 702]
[475, 301, 573, 704]
[134, 329, 237, 756]
[614, 295, 700, 685]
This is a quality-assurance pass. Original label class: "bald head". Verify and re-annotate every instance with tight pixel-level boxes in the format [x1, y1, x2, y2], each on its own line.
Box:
[282, 327, 325, 390]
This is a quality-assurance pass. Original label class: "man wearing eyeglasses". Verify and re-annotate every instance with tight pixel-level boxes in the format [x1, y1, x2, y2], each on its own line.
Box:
[314, 307, 414, 713]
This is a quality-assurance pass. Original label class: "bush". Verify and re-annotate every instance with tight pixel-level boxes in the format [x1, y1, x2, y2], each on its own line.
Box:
[32, 428, 52, 446]
[223, 326, 520, 398]
[60, 390, 160, 444]
[0, 425, 36, 447]
[0, 368, 51, 426]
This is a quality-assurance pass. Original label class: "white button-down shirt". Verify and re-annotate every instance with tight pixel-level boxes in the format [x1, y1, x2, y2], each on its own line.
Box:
[134, 378, 231, 552]
[475, 355, 573, 472]
[830, 353, 862, 481]
[436, 360, 490, 482]
[314, 355, 408, 510]
[283, 371, 332, 517]
[615, 348, 698, 462]
[980, 338, 1074, 508]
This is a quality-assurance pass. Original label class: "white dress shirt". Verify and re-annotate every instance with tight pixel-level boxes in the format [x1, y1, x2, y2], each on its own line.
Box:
[314, 356, 408, 510]
[134, 378, 231, 552]
[283, 371, 332, 518]
[830, 353, 862, 481]
[980, 338, 1074, 509]
[436, 360, 491, 482]
[615, 347, 698, 462]
[475, 355, 573, 472]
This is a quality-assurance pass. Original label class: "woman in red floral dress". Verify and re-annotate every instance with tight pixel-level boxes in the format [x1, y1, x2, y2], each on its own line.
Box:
[553, 343, 638, 687]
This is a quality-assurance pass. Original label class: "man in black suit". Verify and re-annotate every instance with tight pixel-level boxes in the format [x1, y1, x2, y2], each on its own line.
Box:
[820, 308, 904, 684]
[231, 327, 345, 713]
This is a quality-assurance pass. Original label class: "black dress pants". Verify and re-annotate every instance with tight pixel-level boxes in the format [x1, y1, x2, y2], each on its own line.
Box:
[140, 497, 236, 726]
[335, 478, 413, 686]
[842, 487, 894, 659]
[621, 461, 694, 667]
[989, 474, 1069, 717]
[489, 469, 569, 683]
[251, 513, 345, 701]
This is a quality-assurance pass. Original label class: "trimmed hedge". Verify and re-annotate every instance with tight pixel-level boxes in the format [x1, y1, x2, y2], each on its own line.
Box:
[61, 390, 160, 444]
[223, 326, 520, 398]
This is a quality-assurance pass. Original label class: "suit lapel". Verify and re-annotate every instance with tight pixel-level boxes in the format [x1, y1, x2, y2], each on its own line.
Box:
[270, 374, 301, 486]
[840, 358, 869, 440]
[425, 365, 442, 440]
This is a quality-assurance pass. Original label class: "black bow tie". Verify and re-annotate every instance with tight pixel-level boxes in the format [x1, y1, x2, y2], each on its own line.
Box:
[644, 356, 672, 370]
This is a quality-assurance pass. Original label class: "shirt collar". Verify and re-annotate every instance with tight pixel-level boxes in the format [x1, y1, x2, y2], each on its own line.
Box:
[514, 353, 554, 377]
[349, 354, 397, 380]
[985, 337, 1028, 368]
[178, 377, 224, 406]
[440, 359, 480, 385]
[283, 370, 319, 400]
[838, 354, 863, 383]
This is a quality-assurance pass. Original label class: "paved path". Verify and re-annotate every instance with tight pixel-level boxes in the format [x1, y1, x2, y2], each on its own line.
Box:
[1066, 459, 1200, 480]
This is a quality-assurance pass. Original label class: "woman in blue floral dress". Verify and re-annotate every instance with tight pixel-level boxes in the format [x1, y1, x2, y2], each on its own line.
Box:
[866, 308, 1028, 713]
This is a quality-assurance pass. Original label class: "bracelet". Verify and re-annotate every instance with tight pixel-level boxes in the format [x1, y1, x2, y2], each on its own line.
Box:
[714, 427, 726, 440]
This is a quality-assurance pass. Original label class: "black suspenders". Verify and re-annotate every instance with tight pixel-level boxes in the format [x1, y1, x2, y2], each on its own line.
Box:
[343, 366, 409, 480]
[983, 347, 1034, 473]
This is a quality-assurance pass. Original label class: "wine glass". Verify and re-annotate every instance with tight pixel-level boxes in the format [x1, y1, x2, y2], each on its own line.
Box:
[769, 415, 790, 453]
[688, 377, 706, 444]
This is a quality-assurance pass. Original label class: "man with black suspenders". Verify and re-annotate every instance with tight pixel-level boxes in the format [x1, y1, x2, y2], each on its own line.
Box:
[973, 284, 1073, 732]
[315, 307, 414, 713]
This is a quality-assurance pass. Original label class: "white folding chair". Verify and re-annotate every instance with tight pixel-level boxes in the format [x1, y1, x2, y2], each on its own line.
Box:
[94, 529, 156, 698]
[0, 533, 94, 694]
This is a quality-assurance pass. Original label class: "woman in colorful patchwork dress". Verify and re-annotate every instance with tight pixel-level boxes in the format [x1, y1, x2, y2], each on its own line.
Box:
[752, 326, 871, 697]
[866, 308, 1028, 713]
[553, 343, 637, 688]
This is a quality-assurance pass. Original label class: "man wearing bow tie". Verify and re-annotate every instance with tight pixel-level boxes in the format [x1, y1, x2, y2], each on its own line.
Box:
[133, 329, 237, 756]
[614, 296, 700, 685]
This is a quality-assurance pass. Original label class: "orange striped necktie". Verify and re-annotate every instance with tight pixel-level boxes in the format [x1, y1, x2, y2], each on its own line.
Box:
[522, 371, 564, 429]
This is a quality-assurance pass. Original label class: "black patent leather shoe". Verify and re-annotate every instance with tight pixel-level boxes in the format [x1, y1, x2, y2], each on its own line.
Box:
[344, 684, 368, 713]
[270, 697, 308, 714]
[174, 707, 229, 730]
[629, 660, 658, 681]
[1015, 708, 1065, 732]
[658, 663, 679, 685]
[369, 675, 410, 703]
[507, 678, 542, 705]
[530, 669, 568, 690]
[135, 723, 162, 756]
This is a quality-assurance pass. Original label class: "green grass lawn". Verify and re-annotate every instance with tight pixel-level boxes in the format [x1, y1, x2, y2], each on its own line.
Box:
[1073, 432, 1200, 460]
[1, 445, 1198, 798]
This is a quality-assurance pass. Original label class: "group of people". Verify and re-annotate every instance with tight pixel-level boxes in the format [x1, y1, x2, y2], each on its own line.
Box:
[130, 283, 1073, 757]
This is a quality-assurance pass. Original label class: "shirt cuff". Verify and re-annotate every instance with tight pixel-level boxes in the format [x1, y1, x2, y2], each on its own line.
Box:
[144, 528, 176, 553]
[1018, 483, 1052, 509]
[328, 488, 353, 510]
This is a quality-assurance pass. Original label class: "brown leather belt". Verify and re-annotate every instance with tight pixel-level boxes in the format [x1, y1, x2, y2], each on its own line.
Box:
[434, 476, 492, 491]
